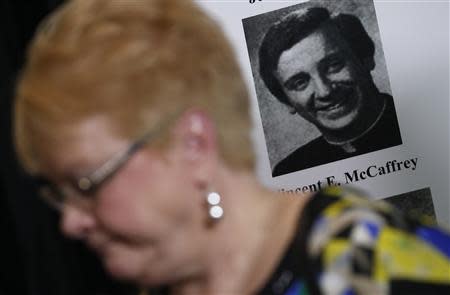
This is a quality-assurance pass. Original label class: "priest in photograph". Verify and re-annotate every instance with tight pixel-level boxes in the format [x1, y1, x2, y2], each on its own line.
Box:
[259, 7, 402, 177]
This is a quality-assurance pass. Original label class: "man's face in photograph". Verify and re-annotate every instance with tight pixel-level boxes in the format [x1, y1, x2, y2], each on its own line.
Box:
[276, 21, 374, 133]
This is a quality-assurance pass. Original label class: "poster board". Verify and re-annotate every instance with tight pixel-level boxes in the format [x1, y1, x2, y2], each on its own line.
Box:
[196, 0, 450, 226]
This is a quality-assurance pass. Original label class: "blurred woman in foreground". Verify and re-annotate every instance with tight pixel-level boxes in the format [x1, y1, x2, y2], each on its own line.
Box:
[14, 0, 450, 294]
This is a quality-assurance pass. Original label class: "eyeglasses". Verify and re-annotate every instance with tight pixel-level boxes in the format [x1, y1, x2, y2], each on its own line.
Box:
[34, 110, 182, 211]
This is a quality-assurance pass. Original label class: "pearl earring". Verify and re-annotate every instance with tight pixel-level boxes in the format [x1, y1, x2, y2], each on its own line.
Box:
[206, 191, 223, 220]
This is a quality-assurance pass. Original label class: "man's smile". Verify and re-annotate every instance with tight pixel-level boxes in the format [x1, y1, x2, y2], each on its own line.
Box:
[314, 87, 358, 120]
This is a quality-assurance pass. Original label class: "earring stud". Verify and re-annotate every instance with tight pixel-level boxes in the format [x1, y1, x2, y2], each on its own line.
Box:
[206, 191, 223, 220]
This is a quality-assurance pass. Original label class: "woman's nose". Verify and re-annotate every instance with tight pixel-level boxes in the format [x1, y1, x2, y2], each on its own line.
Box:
[60, 204, 96, 240]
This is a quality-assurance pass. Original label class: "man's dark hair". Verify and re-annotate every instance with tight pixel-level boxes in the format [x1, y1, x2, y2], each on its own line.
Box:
[259, 7, 375, 106]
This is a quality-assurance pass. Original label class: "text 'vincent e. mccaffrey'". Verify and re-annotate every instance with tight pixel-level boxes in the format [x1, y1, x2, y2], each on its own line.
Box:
[279, 158, 419, 195]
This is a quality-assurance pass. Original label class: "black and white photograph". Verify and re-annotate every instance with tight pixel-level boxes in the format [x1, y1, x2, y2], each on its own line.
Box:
[243, 0, 402, 177]
[382, 187, 437, 224]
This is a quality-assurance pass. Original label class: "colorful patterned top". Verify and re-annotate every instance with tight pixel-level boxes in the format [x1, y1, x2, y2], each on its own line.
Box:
[258, 187, 450, 295]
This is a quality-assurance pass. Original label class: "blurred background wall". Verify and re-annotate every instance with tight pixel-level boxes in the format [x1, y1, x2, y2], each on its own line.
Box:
[0, 1, 134, 294]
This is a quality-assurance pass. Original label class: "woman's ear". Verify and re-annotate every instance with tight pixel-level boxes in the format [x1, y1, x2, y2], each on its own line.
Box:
[171, 109, 218, 182]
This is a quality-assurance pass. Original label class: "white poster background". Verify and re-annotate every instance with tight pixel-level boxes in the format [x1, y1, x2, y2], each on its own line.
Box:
[196, 0, 450, 226]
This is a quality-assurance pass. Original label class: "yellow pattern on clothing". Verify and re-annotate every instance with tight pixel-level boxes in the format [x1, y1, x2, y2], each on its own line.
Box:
[374, 227, 450, 284]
